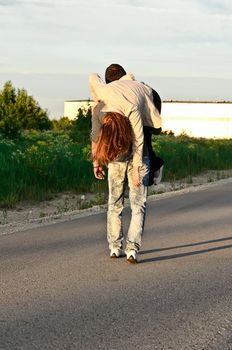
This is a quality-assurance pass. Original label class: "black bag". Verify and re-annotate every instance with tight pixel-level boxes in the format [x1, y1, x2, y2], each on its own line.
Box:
[146, 88, 164, 186]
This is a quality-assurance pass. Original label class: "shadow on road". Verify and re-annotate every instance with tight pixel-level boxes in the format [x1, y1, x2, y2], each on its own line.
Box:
[140, 236, 232, 254]
[140, 236, 232, 263]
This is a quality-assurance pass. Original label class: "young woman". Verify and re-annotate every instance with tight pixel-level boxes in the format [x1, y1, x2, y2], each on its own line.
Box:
[93, 112, 140, 186]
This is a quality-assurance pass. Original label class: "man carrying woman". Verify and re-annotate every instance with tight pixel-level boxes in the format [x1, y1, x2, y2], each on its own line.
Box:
[89, 64, 162, 263]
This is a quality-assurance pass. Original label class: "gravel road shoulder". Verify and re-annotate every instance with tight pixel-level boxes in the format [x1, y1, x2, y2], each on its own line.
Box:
[1, 169, 232, 236]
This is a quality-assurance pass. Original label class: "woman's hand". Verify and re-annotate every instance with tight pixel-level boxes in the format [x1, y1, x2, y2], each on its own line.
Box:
[132, 166, 141, 187]
[93, 165, 105, 180]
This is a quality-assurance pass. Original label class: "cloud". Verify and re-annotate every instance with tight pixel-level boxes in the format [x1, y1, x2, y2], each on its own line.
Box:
[0, 0, 18, 5]
[0, 0, 64, 7]
[194, 0, 232, 14]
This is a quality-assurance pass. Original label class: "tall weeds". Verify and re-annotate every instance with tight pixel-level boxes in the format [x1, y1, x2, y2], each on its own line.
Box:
[0, 132, 232, 208]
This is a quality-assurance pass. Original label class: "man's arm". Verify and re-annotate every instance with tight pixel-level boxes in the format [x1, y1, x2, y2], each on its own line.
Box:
[128, 108, 145, 186]
[128, 108, 144, 168]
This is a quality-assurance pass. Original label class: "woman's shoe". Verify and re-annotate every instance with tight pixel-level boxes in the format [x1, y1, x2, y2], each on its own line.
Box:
[153, 165, 163, 185]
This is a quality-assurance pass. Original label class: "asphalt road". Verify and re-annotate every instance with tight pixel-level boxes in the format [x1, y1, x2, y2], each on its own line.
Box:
[1, 180, 232, 350]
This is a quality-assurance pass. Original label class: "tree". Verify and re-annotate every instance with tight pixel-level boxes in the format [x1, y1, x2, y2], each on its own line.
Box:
[69, 105, 92, 145]
[0, 81, 52, 138]
[52, 117, 73, 131]
[0, 81, 22, 138]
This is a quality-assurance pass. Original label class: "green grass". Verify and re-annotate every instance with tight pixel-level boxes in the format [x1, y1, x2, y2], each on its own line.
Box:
[0, 131, 106, 208]
[0, 131, 232, 208]
[153, 135, 232, 182]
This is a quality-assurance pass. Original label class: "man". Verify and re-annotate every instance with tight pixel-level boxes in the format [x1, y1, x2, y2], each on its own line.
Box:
[89, 64, 162, 263]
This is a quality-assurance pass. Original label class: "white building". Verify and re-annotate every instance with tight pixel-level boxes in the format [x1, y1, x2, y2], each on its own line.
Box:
[162, 102, 232, 139]
[64, 100, 92, 119]
[64, 100, 232, 139]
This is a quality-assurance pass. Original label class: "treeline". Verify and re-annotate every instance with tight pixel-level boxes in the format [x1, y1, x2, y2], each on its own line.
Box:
[0, 81, 91, 144]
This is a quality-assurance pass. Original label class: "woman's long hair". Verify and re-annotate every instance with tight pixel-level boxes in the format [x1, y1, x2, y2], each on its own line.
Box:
[94, 112, 134, 166]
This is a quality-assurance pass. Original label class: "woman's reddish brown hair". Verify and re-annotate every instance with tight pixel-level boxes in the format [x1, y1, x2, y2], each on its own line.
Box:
[94, 112, 134, 166]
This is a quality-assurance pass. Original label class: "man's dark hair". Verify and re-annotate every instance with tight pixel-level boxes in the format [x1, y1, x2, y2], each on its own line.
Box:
[105, 64, 126, 84]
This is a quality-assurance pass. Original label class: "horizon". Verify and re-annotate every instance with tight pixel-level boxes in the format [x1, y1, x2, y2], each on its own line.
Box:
[64, 99, 232, 104]
[1, 73, 232, 118]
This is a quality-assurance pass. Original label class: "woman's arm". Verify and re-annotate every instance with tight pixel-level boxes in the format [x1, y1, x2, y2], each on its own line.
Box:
[92, 140, 105, 180]
[91, 101, 106, 180]
[89, 73, 106, 102]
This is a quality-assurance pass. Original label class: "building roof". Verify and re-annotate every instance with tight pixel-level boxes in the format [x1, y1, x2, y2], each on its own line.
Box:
[64, 99, 232, 104]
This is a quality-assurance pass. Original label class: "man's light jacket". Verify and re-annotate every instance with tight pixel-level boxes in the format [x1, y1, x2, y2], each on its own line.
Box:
[89, 73, 162, 167]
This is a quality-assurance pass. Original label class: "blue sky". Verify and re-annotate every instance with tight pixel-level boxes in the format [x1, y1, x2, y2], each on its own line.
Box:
[0, 0, 231, 118]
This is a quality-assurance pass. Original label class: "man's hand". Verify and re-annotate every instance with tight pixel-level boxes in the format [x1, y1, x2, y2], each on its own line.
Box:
[93, 166, 105, 180]
[132, 166, 141, 187]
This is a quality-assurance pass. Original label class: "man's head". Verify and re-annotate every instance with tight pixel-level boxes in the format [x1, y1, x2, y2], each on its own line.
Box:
[105, 64, 126, 84]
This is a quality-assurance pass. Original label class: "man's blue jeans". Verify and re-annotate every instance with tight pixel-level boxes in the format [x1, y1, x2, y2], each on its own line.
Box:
[107, 156, 150, 253]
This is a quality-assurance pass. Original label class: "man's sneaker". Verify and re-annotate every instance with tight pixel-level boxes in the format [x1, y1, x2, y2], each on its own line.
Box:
[154, 165, 163, 185]
[126, 250, 138, 264]
[110, 247, 124, 258]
